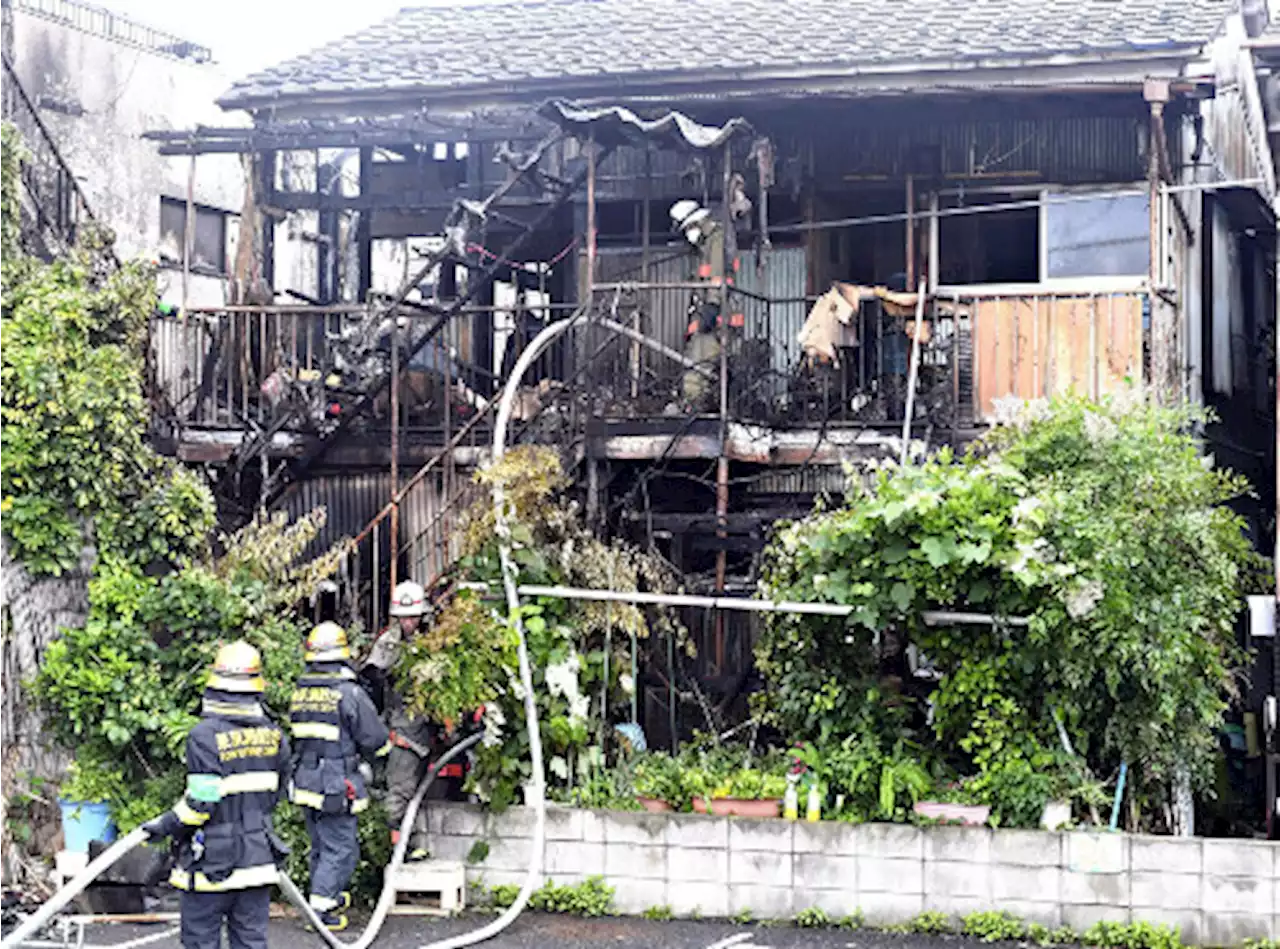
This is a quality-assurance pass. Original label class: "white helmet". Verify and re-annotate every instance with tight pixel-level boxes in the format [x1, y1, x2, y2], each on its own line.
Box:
[669, 199, 712, 245]
[389, 580, 426, 617]
[669, 199, 700, 227]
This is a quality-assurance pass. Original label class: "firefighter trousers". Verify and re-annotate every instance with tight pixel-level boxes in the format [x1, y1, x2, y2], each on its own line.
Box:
[179, 886, 270, 949]
[304, 809, 360, 911]
[386, 746, 450, 851]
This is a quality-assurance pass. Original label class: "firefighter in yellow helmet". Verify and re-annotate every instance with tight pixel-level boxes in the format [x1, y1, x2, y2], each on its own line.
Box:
[288, 621, 391, 931]
[141, 641, 290, 949]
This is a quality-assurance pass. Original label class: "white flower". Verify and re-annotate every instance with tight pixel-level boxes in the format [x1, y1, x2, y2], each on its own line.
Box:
[1011, 496, 1042, 526]
[481, 703, 506, 748]
[1064, 578, 1105, 620]
[1083, 410, 1118, 444]
[544, 650, 582, 700]
[619, 673, 635, 696]
[567, 692, 591, 726]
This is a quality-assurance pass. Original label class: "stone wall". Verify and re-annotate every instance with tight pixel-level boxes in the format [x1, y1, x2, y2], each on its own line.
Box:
[427, 803, 1277, 947]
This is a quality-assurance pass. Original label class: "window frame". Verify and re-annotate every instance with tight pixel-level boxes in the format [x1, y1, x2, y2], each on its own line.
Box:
[930, 183, 1149, 296]
[158, 196, 234, 277]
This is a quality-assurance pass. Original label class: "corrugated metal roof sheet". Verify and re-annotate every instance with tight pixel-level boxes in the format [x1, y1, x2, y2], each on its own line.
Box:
[221, 0, 1230, 108]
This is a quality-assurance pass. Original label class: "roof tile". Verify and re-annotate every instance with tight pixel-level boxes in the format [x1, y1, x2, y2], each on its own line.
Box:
[221, 0, 1231, 108]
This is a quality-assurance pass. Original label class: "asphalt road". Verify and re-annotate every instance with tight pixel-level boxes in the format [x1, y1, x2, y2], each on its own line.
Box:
[39, 913, 1002, 949]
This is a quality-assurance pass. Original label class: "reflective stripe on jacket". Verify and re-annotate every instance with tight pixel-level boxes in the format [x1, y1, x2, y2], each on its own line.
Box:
[289, 661, 391, 812]
[155, 690, 290, 892]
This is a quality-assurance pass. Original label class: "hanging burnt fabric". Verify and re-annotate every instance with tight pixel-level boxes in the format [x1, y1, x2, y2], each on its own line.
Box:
[798, 282, 860, 365]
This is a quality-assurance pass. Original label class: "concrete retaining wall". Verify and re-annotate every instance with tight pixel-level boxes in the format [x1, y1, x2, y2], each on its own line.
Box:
[426, 803, 1278, 946]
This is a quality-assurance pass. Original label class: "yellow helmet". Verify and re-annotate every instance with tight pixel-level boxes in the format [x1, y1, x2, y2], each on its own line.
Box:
[208, 641, 265, 694]
[305, 621, 350, 662]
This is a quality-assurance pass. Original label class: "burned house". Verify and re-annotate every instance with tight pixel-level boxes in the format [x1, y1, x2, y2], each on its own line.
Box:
[148, 0, 1276, 740]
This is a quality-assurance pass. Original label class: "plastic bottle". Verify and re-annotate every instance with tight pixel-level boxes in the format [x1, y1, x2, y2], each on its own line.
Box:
[783, 773, 799, 821]
[806, 780, 822, 822]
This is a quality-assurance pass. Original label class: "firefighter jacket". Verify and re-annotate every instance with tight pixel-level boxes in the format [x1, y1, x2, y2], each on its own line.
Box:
[151, 689, 291, 893]
[361, 626, 437, 750]
[289, 660, 392, 813]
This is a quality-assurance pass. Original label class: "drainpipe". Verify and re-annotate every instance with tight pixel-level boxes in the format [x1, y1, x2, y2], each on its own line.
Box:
[1145, 79, 1173, 402]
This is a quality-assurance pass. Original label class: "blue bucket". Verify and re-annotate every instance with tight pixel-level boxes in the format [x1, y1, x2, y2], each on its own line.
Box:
[58, 799, 117, 853]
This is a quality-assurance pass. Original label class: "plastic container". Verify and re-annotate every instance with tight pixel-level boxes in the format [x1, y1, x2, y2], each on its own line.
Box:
[58, 799, 117, 853]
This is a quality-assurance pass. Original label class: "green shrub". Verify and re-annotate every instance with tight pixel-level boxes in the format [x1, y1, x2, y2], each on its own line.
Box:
[643, 905, 674, 921]
[908, 910, 954, 935]
[794, 907, 831, 928]
[962, 910, 1026, 942]
[839, 911, 865, 930]
[1029, 923, 1079, 946]
[527, 877, 615, 917]
[632, 752, 686, 808]
[490, 883, 521, 909]
[730, 909, 755, 925]
[1081, 920, 1180, 949]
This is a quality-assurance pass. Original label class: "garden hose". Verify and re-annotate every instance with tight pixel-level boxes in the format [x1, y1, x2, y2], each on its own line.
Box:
[1, 734, 481, 949]
[1, 828, 151, 949]
[6, 317, 572, 949]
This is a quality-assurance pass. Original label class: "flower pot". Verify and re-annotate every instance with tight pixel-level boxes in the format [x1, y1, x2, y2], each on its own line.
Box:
[58, 799, 116, 854]
[912, 801, 990, 826]
[692, 797, 782, 818]
[1040, 800, 1071, 830]
[636, 796, 673, 813]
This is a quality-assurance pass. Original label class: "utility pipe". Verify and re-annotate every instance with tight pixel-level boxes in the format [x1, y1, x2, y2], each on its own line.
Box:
[457, 581, 1031, 626]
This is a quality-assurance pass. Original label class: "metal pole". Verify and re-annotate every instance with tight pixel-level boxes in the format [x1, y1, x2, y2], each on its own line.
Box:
[585, 132, 600, 529]
[715, 143, 732, 675]
[458, 580, 1032, 626]
[905, 174, 915, 288]
[900, 282, 927, 464]
[390, 311, 400, 590]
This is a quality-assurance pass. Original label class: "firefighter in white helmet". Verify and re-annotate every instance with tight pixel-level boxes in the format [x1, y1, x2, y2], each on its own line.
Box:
[359, 579, 464, 859]
[288, 622, 391, 930]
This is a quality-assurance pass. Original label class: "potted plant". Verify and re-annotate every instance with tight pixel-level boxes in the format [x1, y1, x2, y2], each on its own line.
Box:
[912, 778, 990, 826]
[632, 752, 685, 812]
[58, 761, 118, 854]
[692, 767, 788, 818]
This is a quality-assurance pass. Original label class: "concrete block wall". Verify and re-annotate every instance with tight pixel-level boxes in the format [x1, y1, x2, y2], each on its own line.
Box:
[427, 803, 1278, 946]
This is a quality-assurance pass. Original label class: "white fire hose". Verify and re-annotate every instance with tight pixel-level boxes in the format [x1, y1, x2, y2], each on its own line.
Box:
[3, 315, 570, 949]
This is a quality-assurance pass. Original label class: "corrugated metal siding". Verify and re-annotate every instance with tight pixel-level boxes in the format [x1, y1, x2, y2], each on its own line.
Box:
[580, 244, 807, 406]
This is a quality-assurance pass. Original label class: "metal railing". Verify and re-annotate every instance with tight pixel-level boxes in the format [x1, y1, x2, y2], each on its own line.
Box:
[14, 0, 211, 61]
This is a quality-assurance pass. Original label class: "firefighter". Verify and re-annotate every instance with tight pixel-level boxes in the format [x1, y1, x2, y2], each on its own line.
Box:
[668, 199, 744, 413]
[141, 641, 290, 949]
[289, 621, 391, 931]
[361, 579, 465, 860]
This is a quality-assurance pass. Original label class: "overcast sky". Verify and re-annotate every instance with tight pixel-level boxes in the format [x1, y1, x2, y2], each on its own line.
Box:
[100, 0, 432, 81]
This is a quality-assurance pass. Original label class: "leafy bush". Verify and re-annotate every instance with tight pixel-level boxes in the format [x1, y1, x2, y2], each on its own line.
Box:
[31, 512, 338, 833]
[632, 752, 686, 807]
[757, 396, 1263, 828]
[907, 911, 954, 935]
[437, 447, 691, 809]
[643, 905, 674, 921]
[839, 911, 865, 930]
[731, 908, 755, 925]
[1081, 921, 1181, 949]
[489, 877, 615, 917]
[794, 907, 831, 928]
[1028, 923, 1079, 946]
[529, 876, 615, 916]
[962, 910, 1026, 942]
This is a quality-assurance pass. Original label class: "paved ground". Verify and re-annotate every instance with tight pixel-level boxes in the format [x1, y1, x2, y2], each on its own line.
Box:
[32, 913, 996, 949]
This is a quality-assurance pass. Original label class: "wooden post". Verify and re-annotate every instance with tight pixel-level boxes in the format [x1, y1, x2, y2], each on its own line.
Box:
[357, 146, 374, 302]
[180, 155, 196, 321]
[585, 133, 600, 528]
[905, 174, 916, 288]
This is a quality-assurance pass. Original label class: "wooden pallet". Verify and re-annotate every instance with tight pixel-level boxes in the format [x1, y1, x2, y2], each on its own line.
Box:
[387, 859, 466, 916]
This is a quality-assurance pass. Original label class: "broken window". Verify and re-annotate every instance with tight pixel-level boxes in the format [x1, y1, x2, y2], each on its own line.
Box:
[937, 192, 1039, 285]
[1043, 190, 1148, 278]
[159, 197, 231, 274]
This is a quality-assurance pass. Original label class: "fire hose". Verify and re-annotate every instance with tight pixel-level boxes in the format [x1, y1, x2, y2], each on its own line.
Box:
[3, 314, 564, 949]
